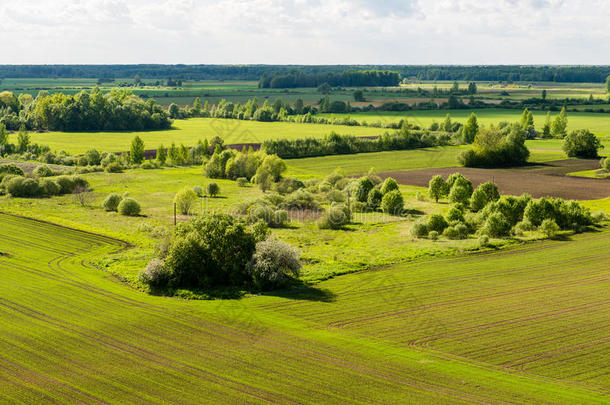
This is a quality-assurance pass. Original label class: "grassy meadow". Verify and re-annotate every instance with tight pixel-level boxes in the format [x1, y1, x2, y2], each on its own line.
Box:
[19, 118, 385, 155]
[1, 213, 609, 403]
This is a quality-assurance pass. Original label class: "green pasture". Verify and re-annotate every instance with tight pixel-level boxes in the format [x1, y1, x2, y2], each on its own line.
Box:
[319, 109, 610, 136]
[0, 213, 608, 403]
[19, 118, 385, 155]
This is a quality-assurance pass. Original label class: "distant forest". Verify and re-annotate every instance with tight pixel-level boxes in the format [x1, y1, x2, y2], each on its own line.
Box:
[0, 65, 609, 83]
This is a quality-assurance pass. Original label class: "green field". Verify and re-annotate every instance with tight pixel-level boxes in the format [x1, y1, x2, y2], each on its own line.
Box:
[0, 213, 608, 403]
[18, 118, 385, 155]
[320, 109, 610, 136]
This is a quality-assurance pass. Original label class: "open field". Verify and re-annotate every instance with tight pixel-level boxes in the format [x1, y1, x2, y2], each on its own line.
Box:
[0, 213, 608, 403]
[286, 146, 567, 178]
[380, 159, 610, 200]
[319, 109, 610, 137]
[17, 118, 384, 155]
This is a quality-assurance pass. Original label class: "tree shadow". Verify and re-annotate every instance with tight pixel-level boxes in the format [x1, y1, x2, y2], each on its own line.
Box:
[260, 282, 337, 302]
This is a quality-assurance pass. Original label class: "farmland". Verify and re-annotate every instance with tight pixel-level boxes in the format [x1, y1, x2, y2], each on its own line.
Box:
[1, 213, 609, 403]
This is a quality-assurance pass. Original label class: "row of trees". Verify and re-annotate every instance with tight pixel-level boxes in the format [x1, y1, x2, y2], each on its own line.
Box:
[258, 70, 401, 88]
[0, 88, 172, 131]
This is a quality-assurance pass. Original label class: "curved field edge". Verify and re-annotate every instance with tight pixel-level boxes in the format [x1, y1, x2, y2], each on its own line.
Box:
[0, 213, 609, 404]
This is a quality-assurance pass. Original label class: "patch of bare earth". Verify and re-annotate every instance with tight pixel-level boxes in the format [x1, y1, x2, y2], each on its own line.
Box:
[380, 159, 609, 200]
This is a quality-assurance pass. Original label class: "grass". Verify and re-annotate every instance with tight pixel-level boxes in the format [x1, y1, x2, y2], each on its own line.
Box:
[0, 212, 609, 403]
[19, 118, 385, 155]
[319, 109, 610, 136]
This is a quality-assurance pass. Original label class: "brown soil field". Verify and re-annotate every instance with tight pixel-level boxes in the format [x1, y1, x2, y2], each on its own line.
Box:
[380, 159, 610, 200]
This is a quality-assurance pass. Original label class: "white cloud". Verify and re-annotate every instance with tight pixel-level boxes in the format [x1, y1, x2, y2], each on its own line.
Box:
[0, 0, 609, 64]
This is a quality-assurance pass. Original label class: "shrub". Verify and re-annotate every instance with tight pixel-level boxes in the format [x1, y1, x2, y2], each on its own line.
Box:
[448, 184, 471, 205]
[354, 177, 374, 202]
[562, 129, 603, 158]
[481, 212, 511, 237]
[470, 182, 500, 212]
[459, 125, 530, 167]
[327, 189, 346, 203]
[118, 198, 141, 216]
[39, 178, 60, 196]
[367, 188, 383, 210]
[102, 193, 123, 212]
[446, 206, 465, 223]
[539, 218, 560, 238]
[428, 175, 448, 202]
[247, 237, 301, 290]
[165, 214, 260, 288]
[7, 177, 41, 197]
[428, 230, 439, 240]
[318, 205, 350, 230]
[192, 185, 203, 197]
[272, 177, 305, 195]
[206, 182, 220, 197]
[139, 259, 172, 288]
[443, 226, 459, 239]
[248, 204, 289, 228]
[350, 201, 367, 213]
[427, 214, 448, 233]
[85, 149, 102, 166]
[33, 165, 54, 177]
[478, 234, 490, 247]
[381, 190, 404, 215]
[174, 187, 198, 215]
[380, 177, 399, 194]
[236, 177, 248, 187]
[601, 157, 610, 172]
[513, 219, 534, 235]
[0, 163, 24, 179]
[104, 161, 123, 173]
[411, 221, 428, 238]
[283, 189, 320, 210]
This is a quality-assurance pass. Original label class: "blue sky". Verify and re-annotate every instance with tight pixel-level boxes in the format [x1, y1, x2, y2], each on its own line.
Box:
[1, 0, 609, 64]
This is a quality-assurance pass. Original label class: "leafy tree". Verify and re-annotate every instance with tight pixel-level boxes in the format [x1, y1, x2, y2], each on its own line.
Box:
[467, 82, 477, 95]
[353, 90, 365, 102]
[428, 175, 448, 202]
[367, 188, 383, 209]
[156, 144, 167, 165]
[16, 125, 30, 153]
[541, 112, 552, 138]
[206, 182, 220, 197]
[294, 98, 304, 114]
[562, 129, 603, 158]
[380, 177, 399, 194]
[541, 89, 547, 100]
[607, 75, 610, 93]
[427, 214, 448, 233]
[481, 212, 511, 237]
[355, 176, 374, 202]
[317, 82, 331, 94]
[247, 237, 301, 290]
[168, 103, 180, 119]
[85, 149, 101, 165]
[174, 187, 198, 215]
[0, 123, 7, 147]
[551, 107, 568, 138]
[192, 97, 202, 116]
[470, 182, 500, 212]
[451, 81, 460, 93]
[381, 190, 404, 215]
[539, 219, 560, 238]
[520, 108, 534, 131]
[462, 113, 479, 143]
[130, 135, 145, 164]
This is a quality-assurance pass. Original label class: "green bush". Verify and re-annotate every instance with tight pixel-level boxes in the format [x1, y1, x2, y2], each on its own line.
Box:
[283, 189, 320, 210]
[39, 178, 60, 196]
[165, 214, 259, 288]
[427, 214, 448, 233]
[380, 177, 399, 194]
[7, 177, 41, 197]
[102, 193, 123, 212]
[458, 125, 530, 167]
[118, 198, 141, 216]
[272, 177, 305, 195]
[55, 175, 75, 194]
[192, 185, 203, 197]
[470, 182, 500, 212]
[562, 129, 603, 158]
[539, 218, 560, 238]
[206, 182, 220, 197]
[248, 204, 289, 228]
[428, 230, 439, 240]
[327, 189, 346, 203]
[104, 161, 123, 173]
[139, 259, 172, 288]
[381, 190, 404, 215]
[443, 226, 459, 239]
[247, 237, 301, 290]
[446, 206, 465, 223]
[601, 157, 610, 172]
[478, 234, 490, 247]
[33, 165, 54, 177]
[0, 163, 24, 179]
[367, 188, 383, 210]
[236, 177, 248, 187]
[354, 177, 374, 202]
[318, 205, 350, 230]
[481, 212, 511, 237]
[174, 187, 198, 215]
[411, 221, 428, 238]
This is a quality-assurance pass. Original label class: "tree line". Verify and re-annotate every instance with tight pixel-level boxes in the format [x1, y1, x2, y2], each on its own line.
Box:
[258, 70, 401, 88]
[1, 65, 609, 84]
[0, 88, 171, 131]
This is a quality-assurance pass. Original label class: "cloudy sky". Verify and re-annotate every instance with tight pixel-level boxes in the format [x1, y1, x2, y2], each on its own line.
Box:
[2, 0, 609, 65]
